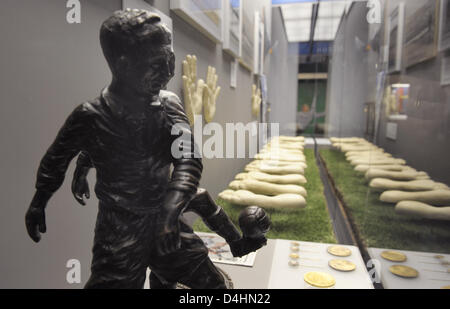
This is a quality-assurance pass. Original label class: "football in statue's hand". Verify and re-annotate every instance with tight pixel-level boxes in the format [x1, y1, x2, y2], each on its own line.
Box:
[238, 206, 271, 239]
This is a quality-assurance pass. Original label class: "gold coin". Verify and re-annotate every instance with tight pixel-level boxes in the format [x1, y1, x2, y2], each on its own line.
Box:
[291, 242, 300, 246]
[327, 246, 351, 257]
[328, 259, 356, 272]
[289, 260, 299, 267]
[389, 265, 419, 278]
[304, 272, 336, 288]
[381, 251, 407, 262]
[290, 253, 300, 259]
[441, 285, 450, 289]
[291, 246, 300, 252]
[435, 255, 444, 259]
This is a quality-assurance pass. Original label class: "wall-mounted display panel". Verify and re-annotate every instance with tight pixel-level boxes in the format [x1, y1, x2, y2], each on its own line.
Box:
[404, 0, 439, 69]
[253, 11, 264, 74]
[262, 8, 271, 57]
[439, 0, 450, 51]
[387, 2, 404, 73]
[441, 52, 450, 86]
[222, 0, 241, 58]
[239, 2, 254, 72]
[171, 0, 222, 43]
[386, 122, 398, 140]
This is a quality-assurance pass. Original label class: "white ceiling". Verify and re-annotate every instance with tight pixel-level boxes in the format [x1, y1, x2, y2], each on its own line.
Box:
[281, 1, 352, 43]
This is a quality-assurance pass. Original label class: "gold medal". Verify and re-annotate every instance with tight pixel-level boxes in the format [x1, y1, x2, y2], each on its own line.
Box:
[328, 259, 356, 272]
[291, 246, 300, 252]
[304, 272, 336, 288]
[381, 251, 407, 262]
[327, 246, 351, 257]
[290, 253, 300, 259]
[389, 265, 419, 278]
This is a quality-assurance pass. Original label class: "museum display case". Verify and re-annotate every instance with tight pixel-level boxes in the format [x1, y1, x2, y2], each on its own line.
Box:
[200, 0, 450, 289]
[0, 0, 449, 292]
[315, 0, 450, 289]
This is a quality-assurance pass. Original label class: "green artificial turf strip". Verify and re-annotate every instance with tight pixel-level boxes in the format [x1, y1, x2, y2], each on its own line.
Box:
[193, 149, 336, 244]
[320, 149, 450, 254]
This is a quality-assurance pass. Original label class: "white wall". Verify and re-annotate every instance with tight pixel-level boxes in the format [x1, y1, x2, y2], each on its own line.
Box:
[266, 7, 299, 136]
[325, 2, 369, 137]
[0, 0, 122, 288]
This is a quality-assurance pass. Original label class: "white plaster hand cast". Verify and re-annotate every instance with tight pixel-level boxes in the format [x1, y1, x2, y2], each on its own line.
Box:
[251, 84, 262, 117]
[203, 66, 221, 123]
[182, 55, 205, 126]
[383, 85, 397, 117]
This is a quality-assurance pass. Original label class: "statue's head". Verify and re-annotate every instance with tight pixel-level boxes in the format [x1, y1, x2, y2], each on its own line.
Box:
[100, 9, 175, 96]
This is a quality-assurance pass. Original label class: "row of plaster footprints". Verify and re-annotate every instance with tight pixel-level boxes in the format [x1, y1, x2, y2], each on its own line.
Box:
[287, 243, 356, 288]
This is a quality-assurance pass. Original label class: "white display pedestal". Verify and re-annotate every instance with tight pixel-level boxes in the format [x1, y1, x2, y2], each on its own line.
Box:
[144, 239, 275, 289]
[368, 248, 450, 289]
[267, 240, 374, 289]
[145, 235, 374, 289]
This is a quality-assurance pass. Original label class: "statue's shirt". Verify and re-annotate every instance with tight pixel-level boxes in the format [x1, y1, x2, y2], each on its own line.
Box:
[35, 89, 202, 214]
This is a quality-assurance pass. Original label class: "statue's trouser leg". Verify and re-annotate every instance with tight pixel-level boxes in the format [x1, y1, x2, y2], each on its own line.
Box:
[178, 258, 227, 289]
[149, 271, 177, 289]
[149, 258, 226, 289]
[150, 257, 226, 289]
[84, 204, 226, 289]
[85, 204, 154, 289]
[148, 222, 226, 289]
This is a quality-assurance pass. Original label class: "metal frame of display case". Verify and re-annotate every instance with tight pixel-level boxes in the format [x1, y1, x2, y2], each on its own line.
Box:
[253, 11, 265, 75]
[441, 53, 450, 86]
[404, 0, 439, 69]
[222, 0, 241, 58]
[387, 2, 405, 73]
[239, 1, 254, 72]
[171, 0, 223, 43]
[439, 0, 450, 51]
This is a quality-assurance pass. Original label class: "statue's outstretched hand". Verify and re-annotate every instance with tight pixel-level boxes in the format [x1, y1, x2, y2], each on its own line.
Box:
[229, 206, 271, 257]
[71, 171, 90, 206]
[229, 236, 267, 258]
[25, 204, 47, 243]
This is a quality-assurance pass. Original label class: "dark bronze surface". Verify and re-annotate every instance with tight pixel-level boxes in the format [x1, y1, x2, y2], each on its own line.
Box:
[25, 9, 269, 289]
